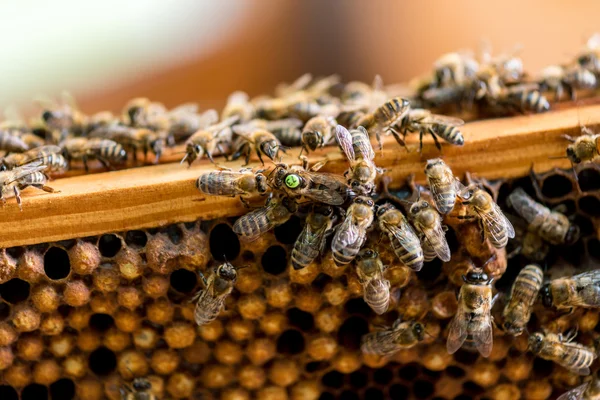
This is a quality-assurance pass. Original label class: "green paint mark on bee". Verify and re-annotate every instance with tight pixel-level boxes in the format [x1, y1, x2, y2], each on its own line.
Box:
[285, 174, 301, 188]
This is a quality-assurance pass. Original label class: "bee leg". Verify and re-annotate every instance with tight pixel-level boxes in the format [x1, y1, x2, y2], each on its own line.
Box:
[131, 148, 138, 163]
[555, 84, 564, 102]
[197, 271, 208, 287]
[239, 196, 251, 208]
[428, 128, 443, 152]
[207, 152, 216, 164]
[561, 134, 577, 143]
[13, 186, 22, 212]
[82, 155, 89, 173]
[97, 157, 113, 171]
[255, 149, 265, 166]
[418, 129, 424, 153]
[389, 127, 407, 151]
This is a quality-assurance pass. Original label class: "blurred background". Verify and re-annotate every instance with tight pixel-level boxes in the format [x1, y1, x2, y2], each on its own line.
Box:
[4, 0, 600, 114]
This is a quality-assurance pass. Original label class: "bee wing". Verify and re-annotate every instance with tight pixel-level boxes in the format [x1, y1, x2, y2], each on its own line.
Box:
[232, 205, 274, 241]
[265, 118, 303, 130]
[335, 216, 360, 246]
[556, 383, 589, 400]
[302, 189, 345, 206]
[422, 223, 451, 262]
[446, 312, 468, 354]
[20, 145, 63, 165]
[227, 91, 250, 105]
[196, 109, 220, 129]
[372, 75, 384, 91]
[61, 91, 79, 110]
[420, 115, 465, 127]
[478, 201, 516, 241]
[170, 103, 199, 115]
[382, 220, 420, 251]
[355, 126, 375, 161]
[472, 320, 494, 357]
[302, 220, 330, 252]
[573, 269, 600, 285]
[361, 330, 401, 357]
[506, 83, 541, 94]
[3, 164, 47, 184]
[335, 125, 355, 161]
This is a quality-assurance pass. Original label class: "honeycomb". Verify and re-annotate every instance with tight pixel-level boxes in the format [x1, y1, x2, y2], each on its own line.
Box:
[0, 162, 599, 400]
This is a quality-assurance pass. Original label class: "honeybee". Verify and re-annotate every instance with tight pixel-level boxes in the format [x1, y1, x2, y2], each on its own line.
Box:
[538, 65, 597, 101]
[408, 200, 450, 262]
[392, 108, 465, 152]
[457, 185, 515, 249]
[253, 97, 290, 121]
[221, 91, 255, 122]
[507, 187, 579, 245]
[192, 262, 237, 326]
[356, 249, 390, 315]
[120, 377, 156, 400]
[500, 84, 550, 114]
[196, 167, 269, 207]
[0, 163, 57, 210]
[341, 75, 388, 112]
[62, 137, 128, 171]
[335, 125, 382, 194]
[557, 376, 600, 400]
[355, 97, 411, 149]
[447, 269, 495, 357]
[576, 33, 600, 73]
[562, 126, 600, 165]
[0, 145, 68, 174]
[361, 319, 425, 357]
[182, 116, 238, 166]
[232, 195, 298, 241]
[231, 127, 284, 166]
[122, 97, 169, 131]
[424, 158, 459, 214]
[274, 73, 314, 98]
[541, 270, 600, 312]
[168, 105, 219, 143]
[336, 110, 366, 130]
[431, 51, 480, 88]
[36, 92, 89, 139]
[269, 160, 349, 206]
[528, 330, 596, 375]
[300, 115, 337, 154]
[235, 118, 304, 147]
[288, 100, 341, 122]
[376, 203, 424, 271]
[0, 130, 29, 153]
[89, 125, 164, 163]
[291, 204, 337, 270]
[331, 196, 374, 265]
[502, 264, 544, 335]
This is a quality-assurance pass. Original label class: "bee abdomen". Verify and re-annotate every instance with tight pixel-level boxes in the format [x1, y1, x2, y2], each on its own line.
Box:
[566, 347, 595, 371]
[423, 242, 437, 262]
[291, 243, 319, 270]
[20, 171, 47, 185]
[0, 132, 28, 152]
[233, 213, 268, 239]
[434, 125, 464, 146]
[516, 265, 544, 296]
[332, 236, 363, 265]
[364, 278, 390, 315]
[435, 191, 457, 214]
[391, 239, 424, 271]
[197, 173, 234, 195]
[519, 91, 550, 113]
[46, 153, 69, 173]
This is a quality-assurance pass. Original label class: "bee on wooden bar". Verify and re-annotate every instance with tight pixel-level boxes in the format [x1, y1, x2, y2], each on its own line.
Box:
[507, 187, 579, 245]
[562, 126, 600, 165]
[457, 184, 515, 249]
[182, 116, 238, 166]
[431, 51, 480, 88]
[168, 105, 219, 144]
[356, 248, 390, 315]
[301, 115, 337, 154]
[0, 162, 57, 210]
[221, 91, 255, 122]
[331, 196, 374, 265]
[447, 267, 496, 357]
[392, 108, 465, 152]
[408, 199, 450, 262]
[89, 125, 164, 163]
[538, 65, 597, 101]
[36, 91, 89, 140]
[361, 318, 425, 357]
[557, 374, 600, 400]
[120, 377, 156, 400]
[576, 33, 600, 74]
[377, 203, 424, 271]
[233, 194, 298, 242]
[528, 330, 596, 375]
[197, 167, 269, 207]
[235, 118, 304, 148]
[541, 270, 600, 312]
[424, 158, 459, 214]
[499, 84, 550, 114]
[291, 204, 337, 270]
[231, 127, 285, 166]
[62, 137, 127, 172]
[355, 97, 411, 149]
[502, 264, 543, 336]
[0, 145, 68, 174]
[0, 130, 29, 153]
[335, 125, 383, 195]
[123, 97, 169, 132]
[192, 262, 237, 326]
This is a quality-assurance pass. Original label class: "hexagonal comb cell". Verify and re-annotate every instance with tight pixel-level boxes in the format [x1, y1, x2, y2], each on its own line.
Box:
[0, 167, 598, 399]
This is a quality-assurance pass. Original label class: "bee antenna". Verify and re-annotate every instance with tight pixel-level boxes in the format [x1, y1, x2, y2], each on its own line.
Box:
[179, 154, 189, 165]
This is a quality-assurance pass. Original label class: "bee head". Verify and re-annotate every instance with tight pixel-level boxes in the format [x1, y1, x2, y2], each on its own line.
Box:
[412, 322, 425, 341]
[282, 197, 298, 213]
[528, 333, 544, 353]
[463, 271, 489, 284]
[151, 138, 163, 155]
[354, 196, 374, 207]
[217, 262, 237, 281]
[376, 203, 393, 217]
[424, 158, 443, 172]
[566, 146, 581, 164]
[302, 131, 322, 151]
[314, 204, 333, 216]
[564, 224, 581, 245]
[42, 110, 54, 123]
[540, 285, 553, 308]
[127, 106, 142, 124]
[255, 174, 268, 194]
[502, 321, 522, 336]
[358, 248, 378, 260]
[260, 139, 280, 160]
[132, 378, 152, 391]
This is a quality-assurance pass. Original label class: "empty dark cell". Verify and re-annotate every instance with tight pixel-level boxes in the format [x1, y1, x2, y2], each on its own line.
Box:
[5, 247, 24, 259]
[337, 317, 369, 350]
[57, 305, 73, 317]
[276, 329, 305, 355]
[22, 384, 48, 400]
[322, 370, 344, 389]
[497, 183, 512, 208]
[422, 368, 442, 379]
[125, 230, 148, 248]
[532, 357, 554, 378]
[241, 250, 255, 262]
[373, 368, 394, 385]
[445, 226, 460, 253]
[389, 384, 409, 400]
[274, 215, 303, 244]
[589, 239, 600, 261]
[445, 366, 466, 378]
[0, 302, 10, 321]
[170, 269, 198, 293]
[495, 257, 524, 292]
[349, 370, 368, 388]
[462, 381, 484, 395]
[417, 258, 442, 284]
[44, 247, 71, 280]
[311, 273, 333, 290]
[578, 167, 600, 192]
[184, 221, 197, 230]
[164, 225, 183, 245]
[453, 349, 479, 365]
[574, 214, 594, 237]
[88, 347, 117, 376]
[453, 396, 473, 400]
[261, 246, 287, 275]
[364, 388, 385, 400]
[318, 393, 335, 400]
[561, 239, 585, 267]
[541, 174, 572, 199]
[579, 196, 600, 216]
[89, 314, 115, 333]
[305, 361, 329, 373]
[210, 224, 240, 261]
[0, 385, 18, 400]
[413, 380, 434, 399]
[56, 239, 76, 250]
[0, 278, 30, 304]
[339, 391, 359, 400]
[287, 307, 314, 331]
[98, 234, 122, 257]
[511, 176, 536, 199]
[344, 297, 374, 318]
[398, 363, 419, 380]
[50, 378, 75, 400]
